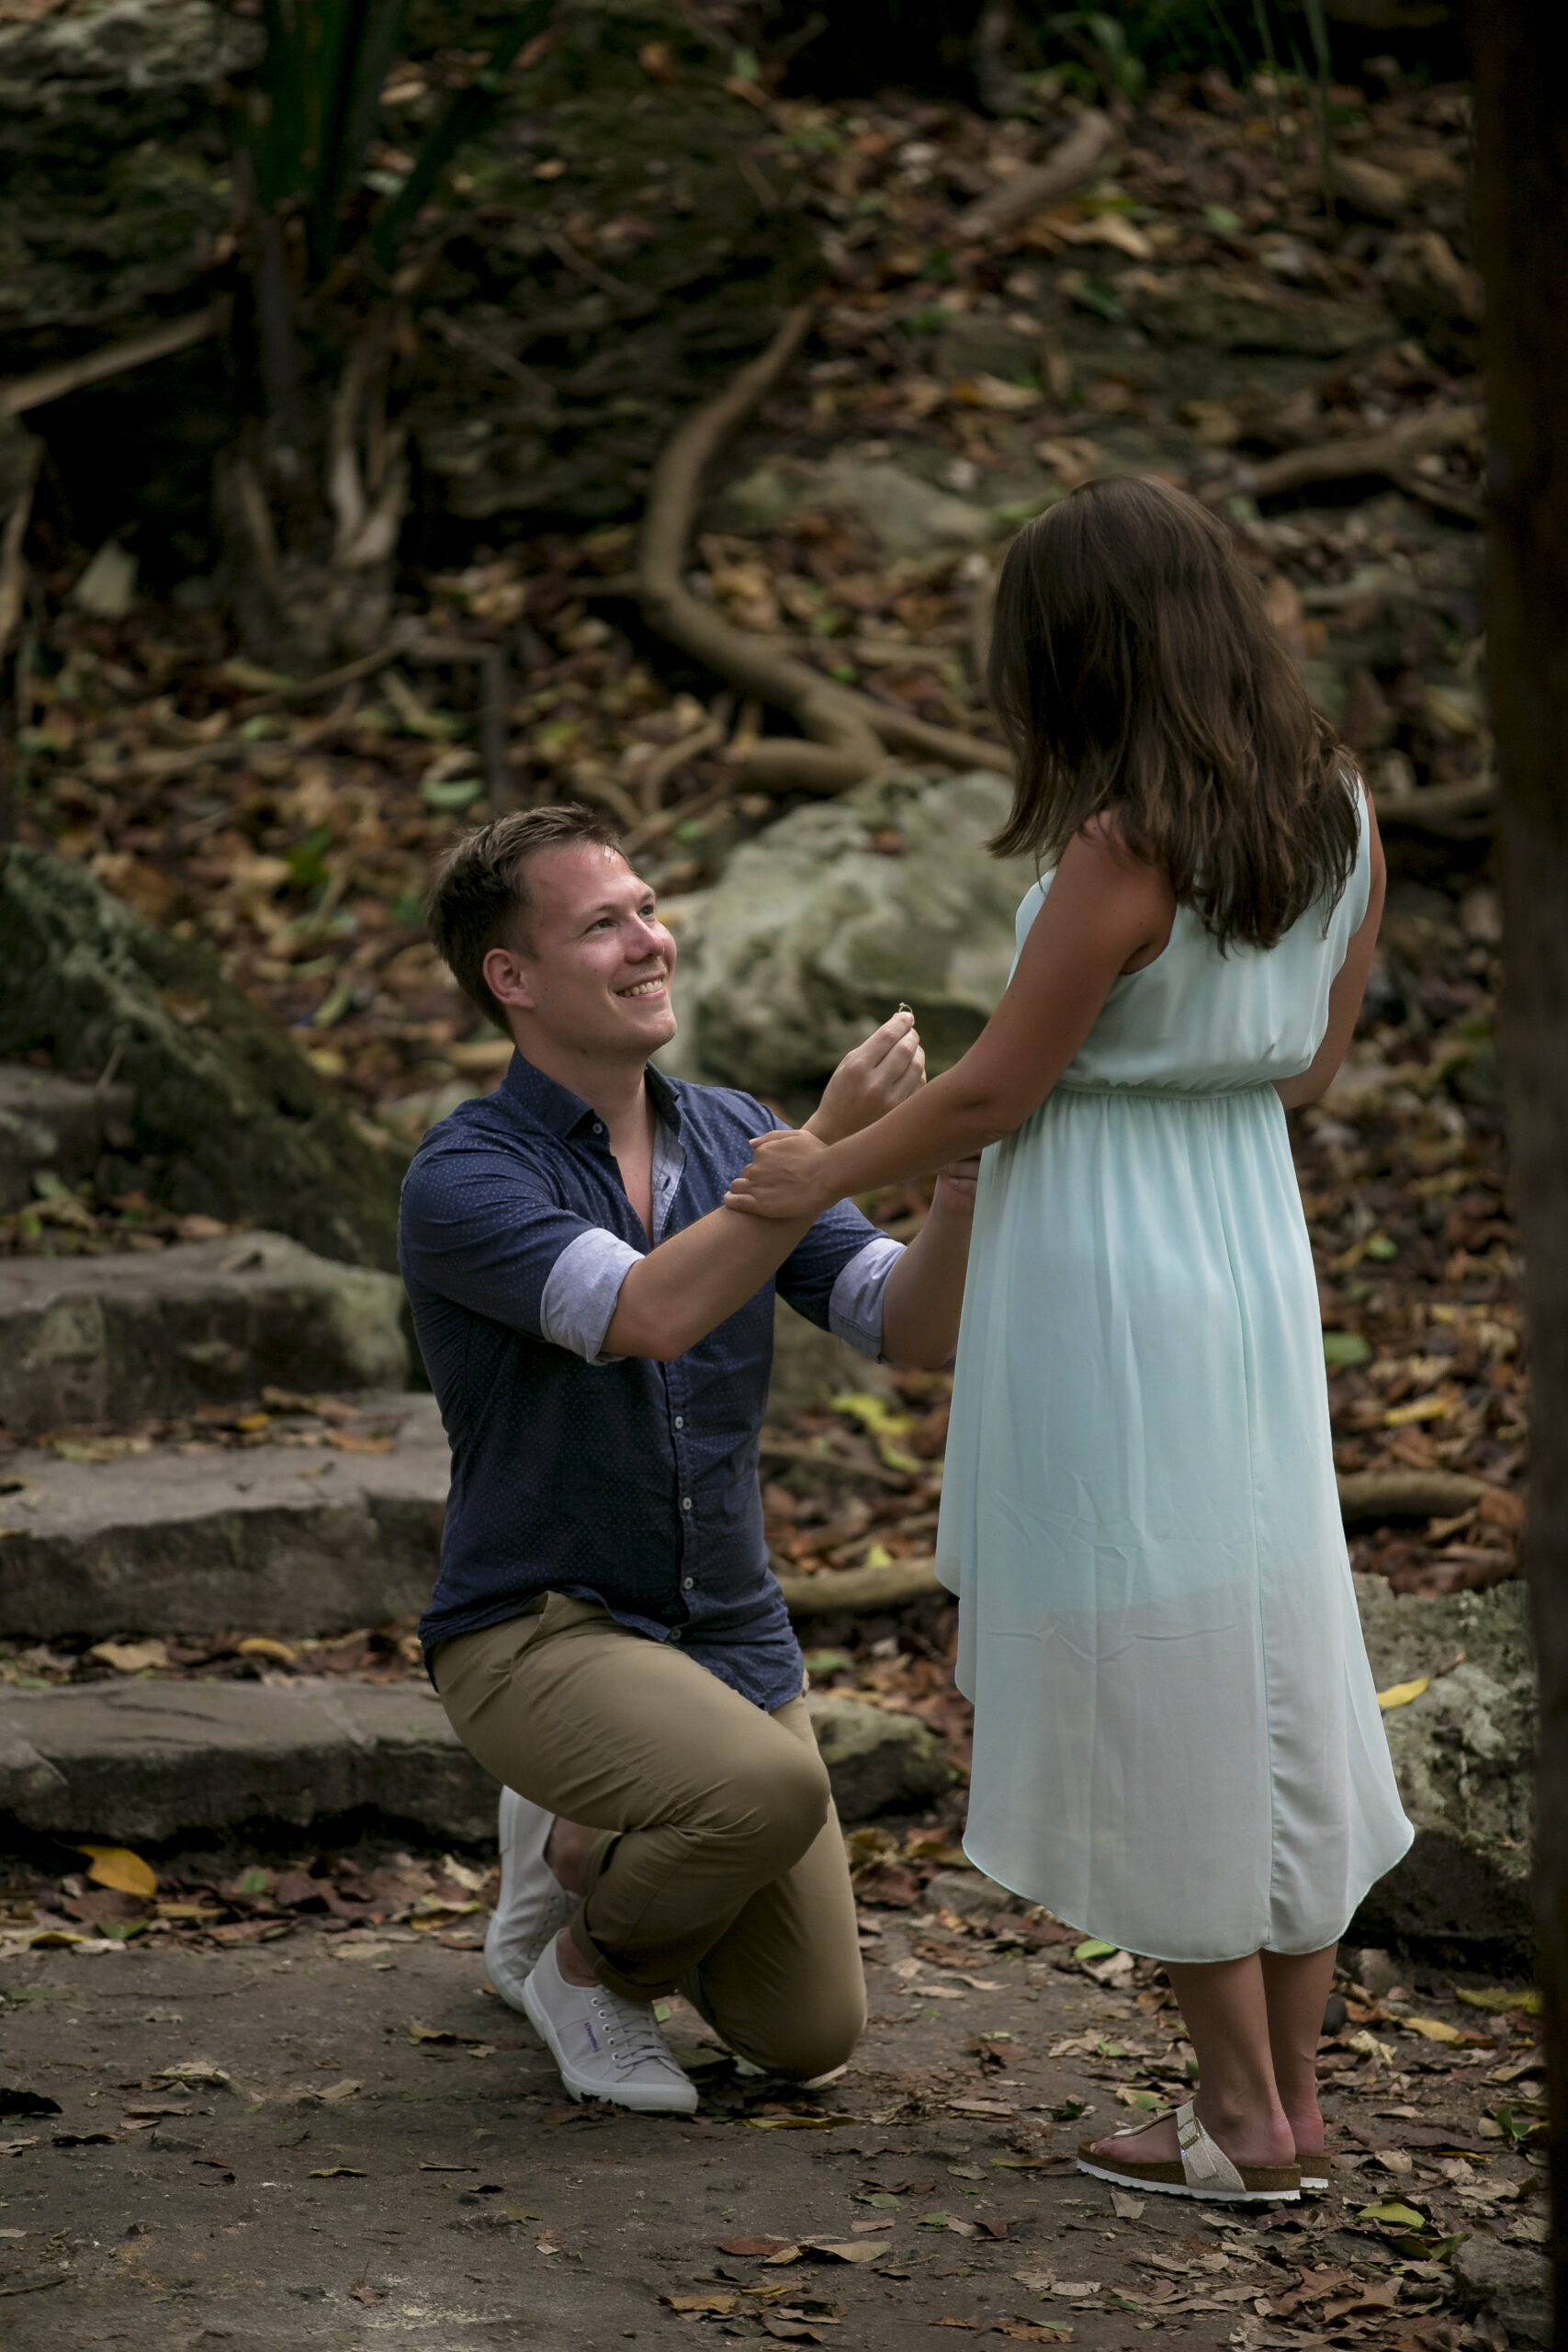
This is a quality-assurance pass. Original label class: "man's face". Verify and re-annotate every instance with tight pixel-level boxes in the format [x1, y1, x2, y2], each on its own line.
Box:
[486, 843, 678, 1062]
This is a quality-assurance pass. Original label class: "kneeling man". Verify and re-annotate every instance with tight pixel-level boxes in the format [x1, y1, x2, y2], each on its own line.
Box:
[401, 807, 974, 2112]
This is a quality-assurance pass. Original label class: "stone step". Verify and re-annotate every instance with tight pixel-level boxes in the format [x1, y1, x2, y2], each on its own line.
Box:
[0, 1064, 134, 1216]
[0, 1680, 942, 1847]
[0, 1677, 494, 1847]
[0, 1230, 410, 1434]
[0, 1392, 446, 1641]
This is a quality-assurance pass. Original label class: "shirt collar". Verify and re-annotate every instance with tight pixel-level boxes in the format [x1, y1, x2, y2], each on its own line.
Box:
[497, 1050, 683, 1141]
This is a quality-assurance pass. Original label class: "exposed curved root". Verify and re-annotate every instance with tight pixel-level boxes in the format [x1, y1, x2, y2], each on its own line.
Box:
[633, 304, 1011, 797]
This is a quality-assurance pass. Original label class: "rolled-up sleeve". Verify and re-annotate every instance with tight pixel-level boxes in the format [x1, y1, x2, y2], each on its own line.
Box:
[539, 1227, 640, 1363]
[399, 1136, 641, 1355]
[828, 1234, 905, 1359]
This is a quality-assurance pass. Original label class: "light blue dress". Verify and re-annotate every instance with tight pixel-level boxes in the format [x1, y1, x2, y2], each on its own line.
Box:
[935, 797, 1413, 1962]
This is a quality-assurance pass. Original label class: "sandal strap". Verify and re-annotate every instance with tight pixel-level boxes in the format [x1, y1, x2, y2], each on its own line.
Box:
[1175, 2099, 1247, 2194]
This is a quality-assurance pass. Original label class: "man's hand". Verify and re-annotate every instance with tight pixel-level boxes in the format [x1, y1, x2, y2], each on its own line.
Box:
[932, 1154, 982, 1216]
[806, 1007, 925, 1146]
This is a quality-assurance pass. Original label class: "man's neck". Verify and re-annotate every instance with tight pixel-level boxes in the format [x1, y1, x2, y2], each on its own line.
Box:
[510, 1030, 652, 1137]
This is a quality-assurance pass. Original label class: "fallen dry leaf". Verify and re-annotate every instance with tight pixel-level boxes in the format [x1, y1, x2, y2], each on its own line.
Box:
[348, 2274, 384, 2305]
[308, 2166, 367, 2178]
[75, 1846, 157, 1899]
[663, 2292, 740, 2315]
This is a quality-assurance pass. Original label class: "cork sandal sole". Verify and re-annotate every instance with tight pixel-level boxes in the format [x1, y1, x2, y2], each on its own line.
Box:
[1077, 2147, 1301, 2202]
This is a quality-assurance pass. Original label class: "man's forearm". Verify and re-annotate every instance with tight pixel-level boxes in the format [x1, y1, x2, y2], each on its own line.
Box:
[880, 1192, 973, 1369]
[604, 1204, 817, 1362]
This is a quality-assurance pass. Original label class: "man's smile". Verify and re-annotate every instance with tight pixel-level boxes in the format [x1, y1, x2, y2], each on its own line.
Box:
[617, 974, 669, 1000]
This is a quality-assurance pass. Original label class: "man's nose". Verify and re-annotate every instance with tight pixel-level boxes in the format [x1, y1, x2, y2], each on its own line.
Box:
[629, 916, 666, 956]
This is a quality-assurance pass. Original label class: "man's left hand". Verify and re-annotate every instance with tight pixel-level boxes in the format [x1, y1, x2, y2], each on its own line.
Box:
[932, 1155, 982, 1215]
[806, 1008, 925, 1146]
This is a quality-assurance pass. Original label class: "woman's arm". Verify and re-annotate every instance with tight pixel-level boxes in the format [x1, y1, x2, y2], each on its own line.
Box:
[726, 823, 1172, 1221]
[1275, 797, 1387, 1111]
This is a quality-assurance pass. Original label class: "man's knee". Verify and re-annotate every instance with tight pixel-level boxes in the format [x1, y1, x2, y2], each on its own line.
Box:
[712, 1738, 832, 1878]
[742, 1981, 867, 2083]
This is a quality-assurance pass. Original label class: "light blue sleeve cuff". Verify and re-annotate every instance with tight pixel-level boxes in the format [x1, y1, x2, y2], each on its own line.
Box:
[538, 1227, 642, 1364]
[828, 1235, 905, 1360]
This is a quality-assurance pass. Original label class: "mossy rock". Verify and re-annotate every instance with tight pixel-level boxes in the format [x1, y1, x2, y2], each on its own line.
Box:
[400, 0, 821, 526]
[0, 848, 403, 1271]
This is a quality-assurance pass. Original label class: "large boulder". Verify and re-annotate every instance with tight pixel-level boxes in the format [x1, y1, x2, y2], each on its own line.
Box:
[0, 847, 403, 1271]
[1351, 1574, 1535, 1960]
[671, 768, 1033, 1092]
[806, 1690, 952, 1822]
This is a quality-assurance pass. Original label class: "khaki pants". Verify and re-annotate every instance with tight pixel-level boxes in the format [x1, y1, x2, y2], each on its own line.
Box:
[433, 1596, 866, 2080]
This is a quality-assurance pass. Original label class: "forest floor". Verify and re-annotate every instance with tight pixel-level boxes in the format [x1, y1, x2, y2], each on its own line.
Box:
[0, 1860, 1543, 2351]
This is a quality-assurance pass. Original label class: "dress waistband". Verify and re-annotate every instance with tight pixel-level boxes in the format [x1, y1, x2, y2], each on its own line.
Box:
[1053, 1080, 1279, 1101]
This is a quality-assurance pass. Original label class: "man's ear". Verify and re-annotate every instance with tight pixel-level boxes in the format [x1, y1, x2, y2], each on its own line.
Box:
[482, 943, 536, 1014]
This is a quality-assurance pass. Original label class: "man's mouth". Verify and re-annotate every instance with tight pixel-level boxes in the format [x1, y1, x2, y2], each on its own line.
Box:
[617, 975, 668, 1000]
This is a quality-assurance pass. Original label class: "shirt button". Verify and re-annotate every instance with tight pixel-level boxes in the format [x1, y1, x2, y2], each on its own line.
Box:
[683, 1576, 695, 1590]
[681, 1496, 693, 1511]
[668, 1628, 682, 1643]
[592, 1121, 604, 1136]
[673, 1416, 683, 1430]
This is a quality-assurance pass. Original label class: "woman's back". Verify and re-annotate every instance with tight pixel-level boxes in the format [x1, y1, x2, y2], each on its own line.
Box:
[1018, 790, 1372, 1100]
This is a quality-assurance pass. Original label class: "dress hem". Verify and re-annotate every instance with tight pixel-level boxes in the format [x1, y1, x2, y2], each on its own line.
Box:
[956, 1821, 1416, 1969]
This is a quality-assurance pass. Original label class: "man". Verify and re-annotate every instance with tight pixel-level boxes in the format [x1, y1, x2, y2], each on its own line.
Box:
[400, 805, 976, 2114]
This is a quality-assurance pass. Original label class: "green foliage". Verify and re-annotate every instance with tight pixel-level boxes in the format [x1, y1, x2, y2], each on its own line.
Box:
[245, 0, 557, 282]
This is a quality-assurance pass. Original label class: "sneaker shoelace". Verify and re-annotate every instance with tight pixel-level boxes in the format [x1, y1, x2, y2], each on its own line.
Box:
[587, 1989, 678, 2076]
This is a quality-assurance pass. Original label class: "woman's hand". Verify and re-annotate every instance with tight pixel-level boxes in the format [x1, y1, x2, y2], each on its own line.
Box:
[725, 1128, 838, 1221]
[806, 1007, 925, 1146]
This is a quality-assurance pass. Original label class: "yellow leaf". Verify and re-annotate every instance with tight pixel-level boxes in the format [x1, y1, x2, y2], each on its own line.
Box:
[233, 1412, 271, 1434]
[1359, 2202, 1426, 2231]
[1403, 2015, 1467, 2044]
[830, 1392, 913, 1439]
[76, 1845, 158, 1898]
[236, 1636, 297, 1664]
[1378, 1676, 1430, 1711]
[662, 2293, 739, 2314]
[863, 1543, 894, 1571]
[1383, 1394, 1452, 1428]
[1456, 1984, 1540, 2015]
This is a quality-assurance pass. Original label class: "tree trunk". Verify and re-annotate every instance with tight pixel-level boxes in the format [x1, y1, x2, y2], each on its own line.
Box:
[1468, 2, 1568, 2328]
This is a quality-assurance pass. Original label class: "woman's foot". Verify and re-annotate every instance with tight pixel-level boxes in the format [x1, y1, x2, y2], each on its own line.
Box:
[1087, 2098, 1294, 2173]
[1080, 2100, 1299, 2203]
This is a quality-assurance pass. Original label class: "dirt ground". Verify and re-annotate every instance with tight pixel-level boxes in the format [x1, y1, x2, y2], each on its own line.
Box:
[0, 1879, 1540, 2351]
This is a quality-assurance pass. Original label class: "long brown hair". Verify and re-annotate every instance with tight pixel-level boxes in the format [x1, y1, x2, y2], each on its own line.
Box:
[987, 475, 1359, 951]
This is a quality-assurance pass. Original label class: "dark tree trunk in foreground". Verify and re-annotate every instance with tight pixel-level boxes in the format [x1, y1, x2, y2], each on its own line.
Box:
[1469, 2, 1568, 2329]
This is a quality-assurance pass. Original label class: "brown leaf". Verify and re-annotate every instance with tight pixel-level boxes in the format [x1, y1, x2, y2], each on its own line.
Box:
[662, 2292, 739, 2315]
[719, 2238, 800, 2259]
[348, 2274, 384, 2305]
[307, 2166, 367, 2178]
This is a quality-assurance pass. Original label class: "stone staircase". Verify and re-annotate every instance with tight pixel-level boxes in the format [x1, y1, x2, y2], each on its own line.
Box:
[0, 1227, 484, 1847]
[0, 1224, 944, 1852]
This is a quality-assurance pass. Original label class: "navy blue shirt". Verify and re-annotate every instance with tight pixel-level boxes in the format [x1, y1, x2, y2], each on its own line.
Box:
[399, 1053, 902, 1710]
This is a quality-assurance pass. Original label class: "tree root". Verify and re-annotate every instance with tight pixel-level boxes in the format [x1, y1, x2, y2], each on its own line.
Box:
[632, 303, 1011, 798]
[775, 1469, 1510, 1617]
[1204, 401, 1482, 512]
[956, 109, 1113, 243]
[1337, 1468, 1495, 1522]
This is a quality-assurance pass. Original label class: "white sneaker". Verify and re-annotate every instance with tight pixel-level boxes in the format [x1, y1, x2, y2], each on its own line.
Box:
[521, 1939, 699, 2114]
[483, 1787, 577, 2012]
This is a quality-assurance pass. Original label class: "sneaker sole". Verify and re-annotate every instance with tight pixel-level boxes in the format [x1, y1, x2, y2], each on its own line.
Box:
[520, 1973, 699, 2116]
